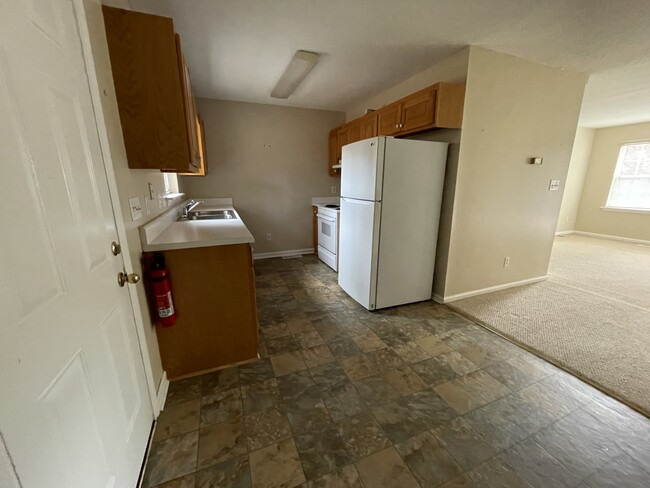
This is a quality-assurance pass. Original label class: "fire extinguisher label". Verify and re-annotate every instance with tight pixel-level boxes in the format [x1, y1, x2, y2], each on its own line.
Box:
[156, 291, 175, 318]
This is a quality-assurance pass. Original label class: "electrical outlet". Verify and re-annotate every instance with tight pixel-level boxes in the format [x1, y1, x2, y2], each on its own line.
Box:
[331, 186, 337, 194]
[266, 233, 272, 241]
[128, 197, 143, 221]
[503, 256, 510, 268]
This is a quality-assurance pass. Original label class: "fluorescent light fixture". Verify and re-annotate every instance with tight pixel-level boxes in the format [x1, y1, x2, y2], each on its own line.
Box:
[271, 50, 320, 99]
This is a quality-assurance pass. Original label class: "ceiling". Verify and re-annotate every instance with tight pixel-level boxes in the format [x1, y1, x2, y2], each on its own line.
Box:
[128, 0, 650, 128]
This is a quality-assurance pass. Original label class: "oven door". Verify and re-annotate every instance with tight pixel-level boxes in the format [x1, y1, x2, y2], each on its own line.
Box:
[317, 213, 338, 254]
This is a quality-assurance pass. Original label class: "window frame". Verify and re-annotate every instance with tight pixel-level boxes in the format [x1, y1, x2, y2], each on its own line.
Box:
[603, 140, 650, 213]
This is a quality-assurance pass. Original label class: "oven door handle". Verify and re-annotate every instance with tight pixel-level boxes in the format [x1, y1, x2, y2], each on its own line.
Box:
[317, 214, 336, 222]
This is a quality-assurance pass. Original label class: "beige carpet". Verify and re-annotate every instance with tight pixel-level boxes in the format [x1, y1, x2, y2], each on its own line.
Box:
[450, 234, 650, 416]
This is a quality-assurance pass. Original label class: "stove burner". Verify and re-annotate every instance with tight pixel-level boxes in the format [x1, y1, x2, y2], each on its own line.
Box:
[325, 204, 340, 209]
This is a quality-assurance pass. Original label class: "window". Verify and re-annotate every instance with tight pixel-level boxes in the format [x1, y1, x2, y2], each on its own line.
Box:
[163, 173, 179, 194]
[605, 142, 650, 210]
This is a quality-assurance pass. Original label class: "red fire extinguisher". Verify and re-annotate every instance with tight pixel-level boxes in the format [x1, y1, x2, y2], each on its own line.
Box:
[150, 254, 176, 327]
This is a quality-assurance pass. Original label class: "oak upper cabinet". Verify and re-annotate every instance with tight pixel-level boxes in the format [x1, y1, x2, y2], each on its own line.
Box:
[359, 112, 378, 140]
[179, 116, 208, 176]
[400, 86, 436, 133]
[328, 128, 340, 176]
[103, 6, 200, 173]
[378, 102, 402, 136]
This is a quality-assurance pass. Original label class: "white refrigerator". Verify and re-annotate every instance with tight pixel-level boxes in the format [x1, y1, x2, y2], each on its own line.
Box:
[338, 136, 448, 310]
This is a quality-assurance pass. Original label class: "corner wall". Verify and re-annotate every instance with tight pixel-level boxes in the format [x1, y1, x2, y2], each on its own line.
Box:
[180, 99, 345, 255]
[575, 121, 650, 241]
[556, 128, 595, 233]
[444, 47, 587, 299]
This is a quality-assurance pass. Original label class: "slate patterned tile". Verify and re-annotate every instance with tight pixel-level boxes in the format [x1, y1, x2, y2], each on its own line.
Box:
[327, 338, 363, 359]
[238, 359, 275, 386]
[155, 473, 197, 488]
[195, 456, 251, 488]
[463, 402, 529, 451]
[339, 354, 376, 381]
[434, 378, 492, 415]
[201, 387, 243, 427]
[475, 393, 557, 437]
[166, 377, 201, 407]
[144, 431, 199, 487]
[415, 335, 453, 357]
[301, 344, 336, 368]
[201, 367, 239, 397]
[261, 323, 290, 340]
[391, 342, 433, 363]
[153, 398, 201, 442]
[197, 420, 247, 470]
[335, 411, 391, 460]
[307, 464, 364, 488]
[249, 438, 306, 488]
[395, 430, 463, 487]
[382, 364, 428, 395]
[483, 360, 536, 391]
[354, 447, 420, 488]
[439, 474, 477, 488]
[294, 423, 353, 480]
[265, 335, 301, 356]
[271, 351, 307, 376]
[286, 400, 333, 436]
[350, 331, 387, 353]
[354, 375, 400, 407]
[398, 389, 458, 428]
[295, 330, 325, 349]
[276, 370, 322, 405]
[322, 383, 367, 420]
[507, 355, 557, 381]
[432, 417, 499, 471]
[371, 401, 430, 444]
[242, 378, 282, 414]
[583, 451, 650, 488]
[498, 438, 581, 488]
[467, 457, 533, 488]
[460, 369, 511, 403]
[411, 357, 459, 386]
[365, 348, 406, 371]
[310, 361, 350, 392]
[245, 406, 292, 451]
[287, 318, 316, 335]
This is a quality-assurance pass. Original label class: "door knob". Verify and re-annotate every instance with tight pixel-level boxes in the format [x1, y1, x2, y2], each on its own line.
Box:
[117, 271, 140, 287]
[111, 241, 121, 256]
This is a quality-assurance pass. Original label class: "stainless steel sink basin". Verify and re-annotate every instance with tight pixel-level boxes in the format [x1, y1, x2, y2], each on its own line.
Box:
[181, 209, 238, 221]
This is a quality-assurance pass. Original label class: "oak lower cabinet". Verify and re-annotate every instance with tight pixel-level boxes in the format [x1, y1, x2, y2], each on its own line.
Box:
[145, 244, 258, 379]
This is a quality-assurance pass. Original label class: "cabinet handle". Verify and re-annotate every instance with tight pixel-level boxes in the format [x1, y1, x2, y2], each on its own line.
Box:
[395, 124, 399, 129]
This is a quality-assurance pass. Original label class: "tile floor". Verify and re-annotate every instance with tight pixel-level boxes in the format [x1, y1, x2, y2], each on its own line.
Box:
[143, 256, 650, 488]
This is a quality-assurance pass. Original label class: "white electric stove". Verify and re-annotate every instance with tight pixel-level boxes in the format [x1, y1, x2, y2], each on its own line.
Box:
[316, 202, 340, 271]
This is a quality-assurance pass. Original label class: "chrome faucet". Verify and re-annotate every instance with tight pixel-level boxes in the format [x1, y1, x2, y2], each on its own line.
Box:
[181, 199, 204, 219]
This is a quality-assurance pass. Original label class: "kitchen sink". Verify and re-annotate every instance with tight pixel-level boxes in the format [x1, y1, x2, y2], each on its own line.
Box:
[180, 209, 238, 221]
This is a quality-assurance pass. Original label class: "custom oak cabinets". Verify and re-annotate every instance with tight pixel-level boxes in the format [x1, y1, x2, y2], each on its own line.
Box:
[179, 117, 208, 176]
[103, 6, 201, 173]
[145, 244, 258, 379]
[328, 82, 464, 173]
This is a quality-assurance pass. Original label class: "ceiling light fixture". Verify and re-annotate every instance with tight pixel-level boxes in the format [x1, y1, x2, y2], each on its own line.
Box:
[271, 50, 320, 99]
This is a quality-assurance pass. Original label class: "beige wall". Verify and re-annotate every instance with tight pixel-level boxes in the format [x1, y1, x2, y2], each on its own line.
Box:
[444, 47, 587, 298]
[346, 47, 469, 120]
[575, 121, 650, 241]
[180, 99, 345, 254]
[556, 128, 595, 233]
[346, 48, 469, 298]
[84, 0, 166, 387]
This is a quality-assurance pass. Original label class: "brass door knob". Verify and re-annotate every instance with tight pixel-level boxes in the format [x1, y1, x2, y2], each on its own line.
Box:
[117, 271, 140, 287]
[111, 241, 122, 256]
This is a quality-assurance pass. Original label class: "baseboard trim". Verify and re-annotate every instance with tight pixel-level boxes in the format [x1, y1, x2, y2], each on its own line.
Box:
[253, 248, 315, 260]
[441, 275, 548, 303]
[572, 231, 650, 246]
[156, 371, 169, 415]
[432, 293, 444, 304]
[555, 230, 575, 236]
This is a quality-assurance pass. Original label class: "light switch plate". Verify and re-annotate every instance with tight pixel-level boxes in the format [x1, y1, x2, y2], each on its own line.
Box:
[129, 197, 143, 221]
[531, 157, 543, 165]
[549, 179, 561, 191]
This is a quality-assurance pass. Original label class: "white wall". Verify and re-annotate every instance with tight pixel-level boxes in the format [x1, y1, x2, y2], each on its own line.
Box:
[575, 121, 650, 241]
[444, 47, 587, 298]
[180, 99, 345, 255]
[556, 128, 595, 233]
[84, 0, 165, 387]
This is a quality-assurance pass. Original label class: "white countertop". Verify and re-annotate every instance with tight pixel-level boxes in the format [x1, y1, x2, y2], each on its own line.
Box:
[139, 198, 255, 252]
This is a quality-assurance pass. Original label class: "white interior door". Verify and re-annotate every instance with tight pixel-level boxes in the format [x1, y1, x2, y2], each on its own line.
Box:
[341, 137, 385, 201]
[338, 198, 382, 310]
[0, 1, 154, 487]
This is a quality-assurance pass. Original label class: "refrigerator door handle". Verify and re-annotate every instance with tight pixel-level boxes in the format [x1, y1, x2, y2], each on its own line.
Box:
[341, 197, 375, 205]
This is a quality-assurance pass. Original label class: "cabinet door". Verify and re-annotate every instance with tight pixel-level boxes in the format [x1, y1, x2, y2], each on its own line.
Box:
[400, 87, 436, 133]
[359, 112, 378, 140]
[338, 125, 350, 160]
[328, 128, 340, 176]
[179, 116, 208, 176]
[377, 102, 401, 136]
[347, 120, 361, 144]
[175, 35, 201, 172]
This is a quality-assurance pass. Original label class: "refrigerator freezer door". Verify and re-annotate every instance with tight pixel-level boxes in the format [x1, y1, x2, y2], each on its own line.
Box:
[338, 197, 381, 310]
[340, 137, 385, 202]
